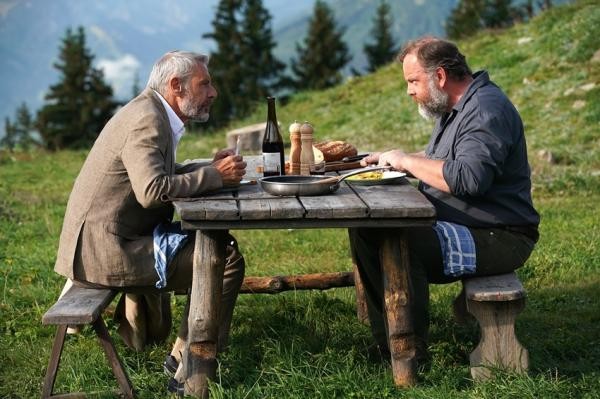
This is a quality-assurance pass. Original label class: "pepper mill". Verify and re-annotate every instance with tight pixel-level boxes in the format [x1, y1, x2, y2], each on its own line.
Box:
[289, 121, 302, 175]
[300, 121, 315, 176]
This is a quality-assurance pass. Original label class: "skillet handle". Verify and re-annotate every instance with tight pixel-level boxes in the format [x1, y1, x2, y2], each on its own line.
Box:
[318, 165, 393, 185]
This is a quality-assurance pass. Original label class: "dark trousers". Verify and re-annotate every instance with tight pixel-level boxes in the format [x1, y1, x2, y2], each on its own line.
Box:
[349, 226, 535, 350]
[76, 233, 245, 352]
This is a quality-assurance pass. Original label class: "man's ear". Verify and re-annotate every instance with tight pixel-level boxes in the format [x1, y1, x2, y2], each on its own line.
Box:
[436, 67, 447, 88]
[169, 77, 182, 95]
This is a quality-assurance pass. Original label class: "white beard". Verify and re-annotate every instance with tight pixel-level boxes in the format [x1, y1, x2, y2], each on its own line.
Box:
[418, 75, 450, 121]
[181, 96, 210, 122]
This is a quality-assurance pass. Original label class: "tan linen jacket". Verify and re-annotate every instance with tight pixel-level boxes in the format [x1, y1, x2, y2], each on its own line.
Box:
[55, 88, 222, 287]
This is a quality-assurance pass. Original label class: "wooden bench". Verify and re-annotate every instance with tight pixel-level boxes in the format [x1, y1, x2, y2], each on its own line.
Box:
[454, 272, 529, 380]
[240, 269, 528, 381]
[41, 285, 135, 399]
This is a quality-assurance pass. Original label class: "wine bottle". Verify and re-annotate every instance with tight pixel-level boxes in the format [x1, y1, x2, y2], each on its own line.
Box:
[262, 97, 285, 177]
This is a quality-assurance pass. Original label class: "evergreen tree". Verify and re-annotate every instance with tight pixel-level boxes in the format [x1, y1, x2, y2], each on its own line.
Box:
[447, 0, 519, 39]
[14, 103, 37, 149]
[131, 72, 141, 99]
[203, 0, 244, 126]
[446, 0, 484, 40]
[37, 26, 117, 150]
[1, 103, 37, 150]
[290, 0, 351, 90]
[239, 0, 286, 113]
[364, 1, 397, 73]
[481, 0, 514, 28]
[1, 118, 17, 151]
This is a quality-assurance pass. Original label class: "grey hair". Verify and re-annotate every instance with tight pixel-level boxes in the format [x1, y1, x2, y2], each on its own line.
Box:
[397, 36, 472, 81]
[146, 51, 209, 95]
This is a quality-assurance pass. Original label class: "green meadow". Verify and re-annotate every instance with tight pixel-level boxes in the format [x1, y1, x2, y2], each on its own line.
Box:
[1, 0, 599, 397]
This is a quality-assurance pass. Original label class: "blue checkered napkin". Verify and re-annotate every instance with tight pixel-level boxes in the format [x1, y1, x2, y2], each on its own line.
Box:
[152, 222, 190, 289]
[432, 221, 477, 277]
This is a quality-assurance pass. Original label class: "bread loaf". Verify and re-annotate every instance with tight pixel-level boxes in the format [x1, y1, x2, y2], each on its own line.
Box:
[314, 140, 357, 162]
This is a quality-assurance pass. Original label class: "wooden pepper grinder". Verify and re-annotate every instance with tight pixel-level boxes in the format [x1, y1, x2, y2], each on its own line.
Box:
[300, 121, 315, 175]
[289, 121, 302, 175]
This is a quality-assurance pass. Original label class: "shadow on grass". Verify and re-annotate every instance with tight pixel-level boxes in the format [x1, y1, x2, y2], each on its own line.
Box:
[429, 279, 600, 381]
[519, 280, 600, 377]
[219, 278, 600, 393]
[220, 291, 377, 386]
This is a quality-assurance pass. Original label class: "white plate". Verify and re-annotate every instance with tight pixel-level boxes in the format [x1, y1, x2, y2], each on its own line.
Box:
[346, 170, 407, 186]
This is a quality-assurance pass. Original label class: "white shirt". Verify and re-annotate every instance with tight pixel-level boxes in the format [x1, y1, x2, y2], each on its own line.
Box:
[153, 90, 185, 159]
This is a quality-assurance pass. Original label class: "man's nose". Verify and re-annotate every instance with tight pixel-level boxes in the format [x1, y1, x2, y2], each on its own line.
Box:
[210, 84, 217, 99]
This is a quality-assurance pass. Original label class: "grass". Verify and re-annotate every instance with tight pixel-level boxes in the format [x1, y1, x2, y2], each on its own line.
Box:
[1, 0, 600, 397]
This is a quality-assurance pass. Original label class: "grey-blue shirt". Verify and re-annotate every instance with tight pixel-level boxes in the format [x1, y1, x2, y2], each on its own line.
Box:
[420, 71, 540, 230]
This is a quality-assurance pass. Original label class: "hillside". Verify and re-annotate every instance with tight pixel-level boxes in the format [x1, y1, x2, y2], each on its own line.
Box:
[185, 0, 599, 197]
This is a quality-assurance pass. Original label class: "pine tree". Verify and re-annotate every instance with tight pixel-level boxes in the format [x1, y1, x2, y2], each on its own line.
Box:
[131, 72, 141, 99]
[37, 26, 117, 150]
[1, 103, 37, 150]
[203, 0, 244, 126]
[481, 0, 515, 28]
[364, 1, 397, 73]
[0, 118, 17, 151]
[239, 0, 286, 113]
[447, 0, 520, 39]
[14, 103, 37, 149]
[290, 0, 351, 90]
[446, 0, 484, 40]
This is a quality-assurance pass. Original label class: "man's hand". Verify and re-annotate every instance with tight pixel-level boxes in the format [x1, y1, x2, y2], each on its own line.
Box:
[213, 148, 235, 162]
[212, 155, 246, 186]
[377, 150, 409, 172]
[360, 152, 381, 167]
[375, 149, 450, 193]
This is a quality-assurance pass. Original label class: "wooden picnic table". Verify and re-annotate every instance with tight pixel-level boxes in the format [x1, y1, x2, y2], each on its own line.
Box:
[173, 156, 436, 397]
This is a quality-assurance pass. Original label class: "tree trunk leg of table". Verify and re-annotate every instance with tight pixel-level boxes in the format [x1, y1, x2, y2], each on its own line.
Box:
[348, 230, 369, 325]
[380, 231, 417, 387]
[352, 264, 370, 325]
[183, 230, 226, 398]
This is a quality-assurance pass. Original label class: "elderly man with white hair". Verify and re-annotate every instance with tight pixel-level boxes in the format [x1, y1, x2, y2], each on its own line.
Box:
[54, 51, 246, 394]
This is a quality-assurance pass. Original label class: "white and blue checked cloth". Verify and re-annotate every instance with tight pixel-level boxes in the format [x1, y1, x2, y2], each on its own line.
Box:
[152, 222, 190, 289]
[432, 221, 476, 277]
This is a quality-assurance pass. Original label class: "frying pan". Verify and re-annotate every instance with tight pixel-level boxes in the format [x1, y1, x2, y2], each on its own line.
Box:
[259, 166, 392, 196]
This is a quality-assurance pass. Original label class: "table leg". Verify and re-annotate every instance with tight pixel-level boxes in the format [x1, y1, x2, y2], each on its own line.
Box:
[381, 230, 417, 386]
[183, 230, 226, 398]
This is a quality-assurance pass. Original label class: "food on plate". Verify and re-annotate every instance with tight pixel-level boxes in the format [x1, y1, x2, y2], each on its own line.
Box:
[314, 140, 358, 162]
[346, 171, 384, 180]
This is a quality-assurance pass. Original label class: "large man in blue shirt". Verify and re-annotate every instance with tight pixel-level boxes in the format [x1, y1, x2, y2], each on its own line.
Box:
[350, 36, 539, 363]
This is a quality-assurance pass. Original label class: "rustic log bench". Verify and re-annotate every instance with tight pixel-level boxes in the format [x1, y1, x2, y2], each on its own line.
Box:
[41, 285, 135, 399]
[454, 271, 529, 380]
[243, 269, 529, 381]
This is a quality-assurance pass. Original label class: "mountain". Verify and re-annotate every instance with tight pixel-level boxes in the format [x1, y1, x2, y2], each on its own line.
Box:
[274, 0, 459, 75]
[0, 0, 496, 139]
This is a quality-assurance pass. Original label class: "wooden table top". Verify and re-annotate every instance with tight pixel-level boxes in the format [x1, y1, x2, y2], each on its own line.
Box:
[174, 156, 436, 230]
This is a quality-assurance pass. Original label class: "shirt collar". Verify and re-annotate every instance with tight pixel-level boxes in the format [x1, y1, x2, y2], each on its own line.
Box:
[153, 90, 185, 153]
[452, 70, 490, 113]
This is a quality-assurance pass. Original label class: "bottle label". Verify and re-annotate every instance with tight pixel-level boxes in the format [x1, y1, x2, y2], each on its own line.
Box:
[263, 152, 281, 173]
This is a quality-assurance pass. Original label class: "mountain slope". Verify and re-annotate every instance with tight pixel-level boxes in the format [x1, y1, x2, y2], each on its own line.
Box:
[185, 0, 599, 195]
